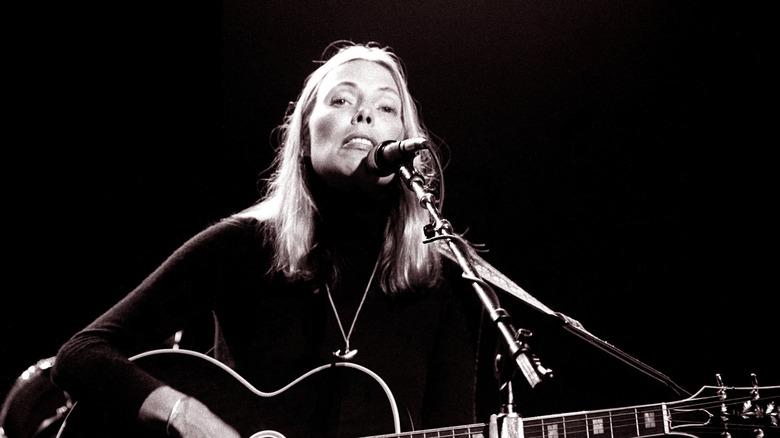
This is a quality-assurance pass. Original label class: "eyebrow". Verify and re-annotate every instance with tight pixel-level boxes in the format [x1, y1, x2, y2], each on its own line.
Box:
[332, 81, 401, 97]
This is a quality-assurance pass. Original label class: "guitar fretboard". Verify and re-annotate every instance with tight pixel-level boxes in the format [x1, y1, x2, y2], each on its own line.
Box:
[366, 404, 669, 438]
[523, 404, 667, 438]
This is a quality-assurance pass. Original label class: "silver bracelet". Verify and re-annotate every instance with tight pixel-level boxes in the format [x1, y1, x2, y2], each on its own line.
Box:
[165, 396, 187, 436]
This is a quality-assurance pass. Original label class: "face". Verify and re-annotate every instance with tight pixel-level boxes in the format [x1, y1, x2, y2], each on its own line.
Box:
[308, 60, 405, 192]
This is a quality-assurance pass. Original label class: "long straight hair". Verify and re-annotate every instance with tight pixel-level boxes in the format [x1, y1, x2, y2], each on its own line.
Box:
[235, 42, 444, 294]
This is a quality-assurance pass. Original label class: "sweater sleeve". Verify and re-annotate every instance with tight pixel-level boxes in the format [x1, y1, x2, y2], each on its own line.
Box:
[50, 217, 260, 425]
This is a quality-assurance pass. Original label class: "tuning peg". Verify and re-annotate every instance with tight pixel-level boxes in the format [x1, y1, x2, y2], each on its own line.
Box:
[740, 374, 768, 424]
[767, 401, 778, 427]
[750, 373, 760, 400]
[716, 374, 727, 401]
[715, 373, 731, 426]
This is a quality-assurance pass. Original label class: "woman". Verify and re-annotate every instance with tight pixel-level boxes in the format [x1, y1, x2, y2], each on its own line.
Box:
[52, 41, 482, 437]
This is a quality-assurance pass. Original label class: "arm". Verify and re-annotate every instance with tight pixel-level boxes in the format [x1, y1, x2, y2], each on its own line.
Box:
[51, 218, 258, 434]
[139, 386, 239, 437]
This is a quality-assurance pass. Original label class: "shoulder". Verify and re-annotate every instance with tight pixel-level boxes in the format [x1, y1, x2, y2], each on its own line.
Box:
[196, 216, 264, 240]
[172, 216, 268, 259]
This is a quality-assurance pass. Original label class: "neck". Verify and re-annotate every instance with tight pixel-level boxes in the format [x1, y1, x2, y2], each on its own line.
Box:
[309, 174, 395, 288]
[311, 174, 396, 239]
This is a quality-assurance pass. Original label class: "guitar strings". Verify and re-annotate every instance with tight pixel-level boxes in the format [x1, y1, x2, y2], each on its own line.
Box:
[369, 390, 778, 437]
[517, 391, 779, 438]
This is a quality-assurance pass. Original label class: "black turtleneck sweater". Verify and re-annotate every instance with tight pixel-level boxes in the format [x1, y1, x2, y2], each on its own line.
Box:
[52, 188, 482, 437]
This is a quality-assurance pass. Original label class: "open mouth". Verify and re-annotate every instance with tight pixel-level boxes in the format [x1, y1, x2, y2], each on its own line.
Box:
[343, 137, 374, 151]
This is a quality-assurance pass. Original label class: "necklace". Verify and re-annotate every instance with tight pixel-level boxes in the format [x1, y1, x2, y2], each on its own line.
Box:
[325, 256, 380, 361]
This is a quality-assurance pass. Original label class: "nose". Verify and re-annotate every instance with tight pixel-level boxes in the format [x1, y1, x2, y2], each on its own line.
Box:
[352, 107, 373, 125]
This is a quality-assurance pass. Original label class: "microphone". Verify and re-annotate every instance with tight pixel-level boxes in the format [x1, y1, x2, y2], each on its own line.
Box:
[365, 137, 429, 176]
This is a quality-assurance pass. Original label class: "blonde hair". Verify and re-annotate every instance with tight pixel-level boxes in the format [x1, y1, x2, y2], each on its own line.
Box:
[235, 41, 444, 294]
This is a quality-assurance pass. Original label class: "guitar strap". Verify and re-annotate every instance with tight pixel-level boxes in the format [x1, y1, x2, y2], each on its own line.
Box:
[434, 241, 583, 328]
[435, 241, 691, 397]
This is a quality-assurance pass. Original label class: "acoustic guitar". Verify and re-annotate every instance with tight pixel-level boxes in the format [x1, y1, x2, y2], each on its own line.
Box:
[56, 349, 778, 438]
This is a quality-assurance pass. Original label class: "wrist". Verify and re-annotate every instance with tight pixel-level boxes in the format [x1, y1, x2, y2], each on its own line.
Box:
[166, 395, 189, 436]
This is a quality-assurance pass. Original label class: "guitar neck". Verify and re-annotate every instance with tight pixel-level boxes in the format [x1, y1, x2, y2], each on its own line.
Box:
[519, 402, 668, 438]
[369, 401, 668, 438]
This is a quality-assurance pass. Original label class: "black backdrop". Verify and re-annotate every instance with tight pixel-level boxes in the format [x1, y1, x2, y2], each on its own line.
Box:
[4, 0, 774, 422]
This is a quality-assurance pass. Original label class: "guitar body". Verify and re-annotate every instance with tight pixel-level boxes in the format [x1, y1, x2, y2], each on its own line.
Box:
[56, 349, 400, 438]
[56, 349, 780, 438]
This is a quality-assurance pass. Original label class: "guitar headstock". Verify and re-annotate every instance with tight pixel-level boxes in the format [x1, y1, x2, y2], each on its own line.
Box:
[676, 373, 779, 438]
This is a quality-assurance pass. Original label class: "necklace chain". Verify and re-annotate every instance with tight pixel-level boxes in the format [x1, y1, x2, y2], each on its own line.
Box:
[325, 256, 380, 360]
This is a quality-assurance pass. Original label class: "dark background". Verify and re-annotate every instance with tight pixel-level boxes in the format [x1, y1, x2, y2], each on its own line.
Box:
[4, 0, 775, 423]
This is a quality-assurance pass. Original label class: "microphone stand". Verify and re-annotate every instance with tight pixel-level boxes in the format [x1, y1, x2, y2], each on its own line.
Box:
[395, 157, 690, 402]
[393, 151, 689, 436]
[396, 163, 553, 392]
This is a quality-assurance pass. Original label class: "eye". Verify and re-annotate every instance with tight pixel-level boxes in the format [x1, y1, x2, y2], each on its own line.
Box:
[379, 105, 398, 115]
[331, 97, 350, 106]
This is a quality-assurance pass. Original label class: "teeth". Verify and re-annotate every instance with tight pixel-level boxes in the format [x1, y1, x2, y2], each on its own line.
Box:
[346, 137, 373, 147]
